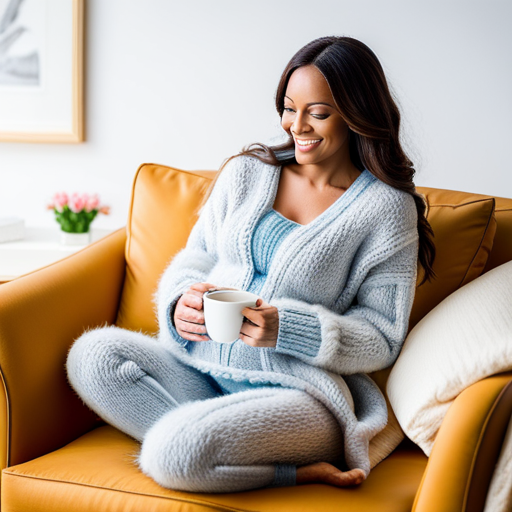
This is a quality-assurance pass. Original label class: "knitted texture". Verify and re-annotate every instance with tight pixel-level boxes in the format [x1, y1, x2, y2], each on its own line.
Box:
[156, 155, 419, 475]
[139, 385, 343, 493]
[67, 326, 343, 493]
[189, 207, 307, 394]
[248, 209, 300, 295]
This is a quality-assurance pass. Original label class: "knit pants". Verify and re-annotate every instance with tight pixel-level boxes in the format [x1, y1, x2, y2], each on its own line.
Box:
[66, 326, 344, 493]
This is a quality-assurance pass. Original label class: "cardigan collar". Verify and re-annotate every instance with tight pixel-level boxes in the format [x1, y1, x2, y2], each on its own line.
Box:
[267, 166, 374, 229]
[239, 164, 376, 292]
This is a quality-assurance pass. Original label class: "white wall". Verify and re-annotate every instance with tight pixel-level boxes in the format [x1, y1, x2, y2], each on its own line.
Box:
[1, 0, 511, 231]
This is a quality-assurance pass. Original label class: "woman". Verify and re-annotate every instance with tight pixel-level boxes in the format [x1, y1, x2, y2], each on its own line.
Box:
[67, 36, 435, 494]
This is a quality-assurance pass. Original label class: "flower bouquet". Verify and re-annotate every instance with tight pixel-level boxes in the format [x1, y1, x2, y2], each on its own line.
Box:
[47, 192, 110, 245]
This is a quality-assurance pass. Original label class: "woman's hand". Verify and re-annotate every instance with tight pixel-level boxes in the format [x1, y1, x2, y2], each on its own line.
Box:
[240, 299, 279, 348]
[173, 282, 217, 342]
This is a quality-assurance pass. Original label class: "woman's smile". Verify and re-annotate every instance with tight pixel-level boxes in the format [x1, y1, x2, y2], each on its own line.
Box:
[295, 138, 323, 152]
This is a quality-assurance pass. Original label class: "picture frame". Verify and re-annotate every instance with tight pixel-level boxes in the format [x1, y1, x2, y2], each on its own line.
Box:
[0, 0, 84, 143]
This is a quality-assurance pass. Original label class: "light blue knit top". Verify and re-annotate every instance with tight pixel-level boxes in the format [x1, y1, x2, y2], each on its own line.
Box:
[247, 209, 300, 296]
[188, 208, 300, 394]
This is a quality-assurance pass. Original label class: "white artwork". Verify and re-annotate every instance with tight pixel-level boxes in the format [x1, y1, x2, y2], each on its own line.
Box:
[0, 0, 44, 87]
[0, 0, 83, 143]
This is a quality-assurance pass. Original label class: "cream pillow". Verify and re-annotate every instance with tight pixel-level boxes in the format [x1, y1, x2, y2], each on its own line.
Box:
[387, 260, 512, 455]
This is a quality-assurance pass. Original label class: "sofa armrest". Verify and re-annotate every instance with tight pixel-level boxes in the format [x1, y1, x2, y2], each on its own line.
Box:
[0, 228, 127, 471]
[412, 372, 512, 512]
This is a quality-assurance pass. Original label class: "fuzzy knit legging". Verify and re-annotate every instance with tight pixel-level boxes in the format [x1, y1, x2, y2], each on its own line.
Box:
[66, 326, 344, 493]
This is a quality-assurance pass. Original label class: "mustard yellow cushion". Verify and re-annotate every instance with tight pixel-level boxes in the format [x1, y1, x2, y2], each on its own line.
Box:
[409, 188, 496, 331]
[116, 164, 214, 334]
[484, 196, 512, 272]
[2, 426, 427, 512]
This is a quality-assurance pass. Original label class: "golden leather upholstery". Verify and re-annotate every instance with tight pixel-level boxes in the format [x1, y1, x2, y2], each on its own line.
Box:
[484, 197, 512, 272]
[2, 427, 427, 512]
[0, 163, 511, 511]
[409, 188, 496, 331]
[116, 164, 214, 335]
[0, 229, 126, 471]
[413, 373, 512, 512]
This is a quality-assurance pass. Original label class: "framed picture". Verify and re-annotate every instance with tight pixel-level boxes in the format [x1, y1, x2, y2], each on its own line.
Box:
[0, 0, 84, 143]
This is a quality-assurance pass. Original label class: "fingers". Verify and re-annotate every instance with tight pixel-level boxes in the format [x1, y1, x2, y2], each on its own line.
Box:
[175, 308, 206, 328]
[184, 283, 244, 312]
[239, 316, 277, 347]
[190, 283, 240, 295]
[185, 282, 237, 308]
[175, 286, 211, 342]
[181, 292, 204, 311]
[241, 307, 257, 325]
[174, 302, 209, 342]
[242, 298, 270, 315]
[241, 310, 266, 329]
[241, 301, 271, 326]
[177, 331, 209, 343]
[175, 317, 209, 342]
[185, 283, 215, 302]
[239, 321, 260, 345]
[175, 297, 205, 326]
[176, 285, 275, 345]
[239, 299, 279, 347]
[175, 318, 207, 334]
[190, 282, 217, 293]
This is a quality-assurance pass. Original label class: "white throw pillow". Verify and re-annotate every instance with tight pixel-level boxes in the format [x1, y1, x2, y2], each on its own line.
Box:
[387, 260, 512, 455]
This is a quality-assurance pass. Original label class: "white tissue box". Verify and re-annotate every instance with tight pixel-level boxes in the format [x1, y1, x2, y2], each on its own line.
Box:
[0, 217, 25, 243]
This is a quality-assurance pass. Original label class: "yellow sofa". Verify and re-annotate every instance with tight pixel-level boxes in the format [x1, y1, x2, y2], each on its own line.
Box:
[0, 163, 511, 512]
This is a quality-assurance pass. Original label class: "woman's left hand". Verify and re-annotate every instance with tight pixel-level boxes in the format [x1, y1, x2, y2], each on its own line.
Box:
[240, 299, 279, 347]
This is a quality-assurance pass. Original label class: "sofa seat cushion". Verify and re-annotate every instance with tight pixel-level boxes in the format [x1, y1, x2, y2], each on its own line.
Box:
[1, 426, 427, 512]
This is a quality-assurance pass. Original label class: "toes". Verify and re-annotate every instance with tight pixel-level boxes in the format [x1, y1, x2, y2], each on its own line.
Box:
[349, 469, 366, 485]
[331, 468, 366, 487]
[297, 463, 366, 487]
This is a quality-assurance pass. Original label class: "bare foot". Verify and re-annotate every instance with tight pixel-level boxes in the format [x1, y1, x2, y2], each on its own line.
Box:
[296, 462, 366, 487]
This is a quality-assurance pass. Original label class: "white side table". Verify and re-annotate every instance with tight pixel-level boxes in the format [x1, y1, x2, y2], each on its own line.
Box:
[0, 227, 117, 283]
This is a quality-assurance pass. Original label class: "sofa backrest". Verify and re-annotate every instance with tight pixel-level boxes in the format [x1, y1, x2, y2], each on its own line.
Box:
[483, 196, 512, 272]
[116, 164, 214, 334]
[115, 163, 511, 336]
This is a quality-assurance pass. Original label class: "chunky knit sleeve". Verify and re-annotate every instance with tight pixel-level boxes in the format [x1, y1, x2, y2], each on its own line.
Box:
[155, 159, 236, 346]
[272, 233, 419, 375]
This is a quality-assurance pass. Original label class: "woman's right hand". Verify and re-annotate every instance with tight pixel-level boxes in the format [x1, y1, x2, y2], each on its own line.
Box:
[173, 282, 217, 342]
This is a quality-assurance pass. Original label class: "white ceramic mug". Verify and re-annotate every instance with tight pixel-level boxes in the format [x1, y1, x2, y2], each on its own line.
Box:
[203, 290, 260, 343]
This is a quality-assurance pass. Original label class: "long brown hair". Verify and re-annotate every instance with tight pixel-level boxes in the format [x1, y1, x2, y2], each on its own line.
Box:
[205, 36, 436, 286]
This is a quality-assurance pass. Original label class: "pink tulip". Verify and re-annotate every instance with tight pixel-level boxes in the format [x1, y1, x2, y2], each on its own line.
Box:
[52, 192, 69, 212]
[69, 192, 87, 213]
[49, 191, 109, 218]
[85, 193, 100, 212]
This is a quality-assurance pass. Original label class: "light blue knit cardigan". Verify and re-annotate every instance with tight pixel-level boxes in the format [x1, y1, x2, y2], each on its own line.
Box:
[155, 155, 419, 476]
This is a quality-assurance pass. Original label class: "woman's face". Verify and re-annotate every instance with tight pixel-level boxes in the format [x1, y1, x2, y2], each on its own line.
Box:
[281, 65, 350, 168]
